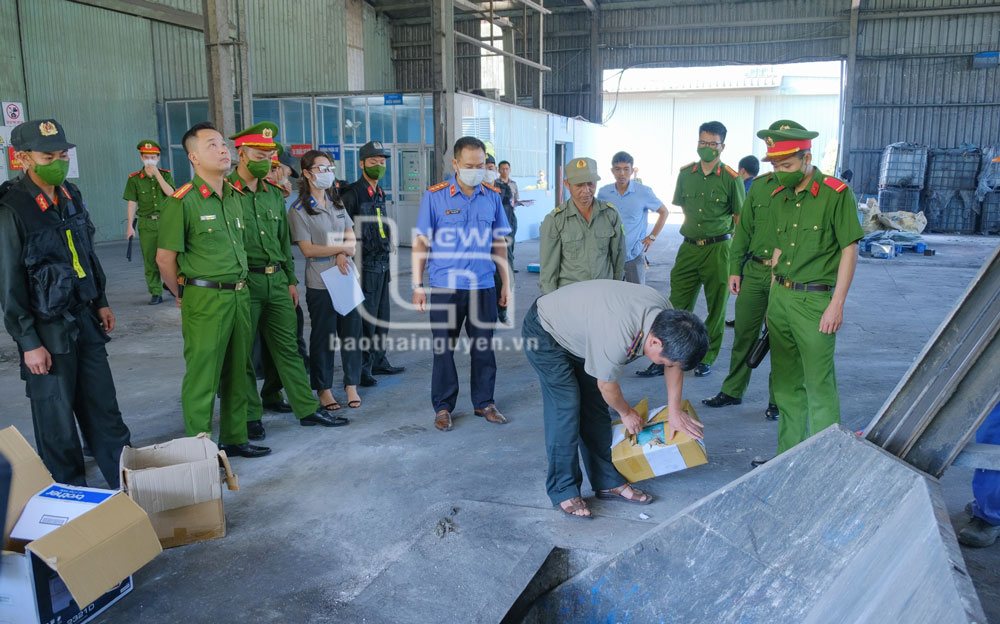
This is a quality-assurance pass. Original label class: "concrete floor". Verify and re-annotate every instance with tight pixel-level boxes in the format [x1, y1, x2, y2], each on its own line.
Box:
[1, 226, 998, 622]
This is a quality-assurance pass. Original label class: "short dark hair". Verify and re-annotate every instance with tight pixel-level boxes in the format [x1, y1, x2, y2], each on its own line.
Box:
[611, 151, 634, 167]
[738, 155, 760, 176]
[699, 121, 727, 142]
[498, 160, 510, 168]
[182, 121, 217, 155]
[650, 309, 709, 372]
[453, 136, 486, 158]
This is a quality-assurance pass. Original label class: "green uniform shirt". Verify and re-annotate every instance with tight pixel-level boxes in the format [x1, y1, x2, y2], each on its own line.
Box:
[672, 161, 745, 239]
[729, 172, 781, 275]
[539, 198, 626, 295]
[158, 175, 248, 283]
[226, 171, 297, 286]
[770, 171, 863, 286]
[122, 169, 175, 217]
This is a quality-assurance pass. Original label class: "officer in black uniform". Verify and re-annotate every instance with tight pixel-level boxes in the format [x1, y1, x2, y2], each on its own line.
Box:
[486, 155, 516, 323]
[342, 141, 405, 386]
[0, 119, 131, 487]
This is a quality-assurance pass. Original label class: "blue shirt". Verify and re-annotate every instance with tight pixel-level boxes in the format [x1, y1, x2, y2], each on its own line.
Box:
[744, 177, 753, 194]
[416, 180, 511, 290]
[596, 181, 664, 262]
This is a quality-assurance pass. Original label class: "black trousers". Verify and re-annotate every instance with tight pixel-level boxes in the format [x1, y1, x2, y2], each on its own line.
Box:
[22, 311, 131, 488]
[429, 287, 498, 413]
[360, 264, 392, 374]
[305, 287, 362, 390]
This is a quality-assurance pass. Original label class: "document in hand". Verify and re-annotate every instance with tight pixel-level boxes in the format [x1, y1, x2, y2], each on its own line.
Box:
[320, 263, 365, 315]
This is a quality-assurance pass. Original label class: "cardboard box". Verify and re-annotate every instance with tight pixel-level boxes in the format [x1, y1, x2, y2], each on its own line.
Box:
[610, 399, 708, 483]
[120, 433, 239, 549]
[0, 426, 161, 624]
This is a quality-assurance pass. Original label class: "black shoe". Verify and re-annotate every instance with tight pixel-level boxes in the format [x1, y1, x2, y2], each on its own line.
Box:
[636, 363, 664, 377]
[750, 456, 771, 468]
[219, 442, 271, 458]
[513, 269, 520, 273]
[702, 392, 742, 408]
[247, 420, 266, 441]
[765, 404, 780, 420]
[958, 516, 1000, 548]
[694, 363, 712, 377]
[300, 410, 350, 427]
[372, 364, 405, 375]
[725, 319, 735, 328]
[149, 294, 163, 305]
[360, 373, 378, 387]
[498, 309, 509, 324]
[262, 399, 293, 413]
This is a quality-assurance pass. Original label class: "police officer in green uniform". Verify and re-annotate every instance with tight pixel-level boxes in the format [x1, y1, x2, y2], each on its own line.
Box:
[123, 140, 175, 304]
[228, 122, 346, 440]
[0, 119, 131, 486]
[641, 121, 744, 379]
[342, 141, 405, 386]
[762, 120, 863, 455]
[703, 152, 781, 420]
[539, 157, 625, 295]
[156, 121, 269, 458]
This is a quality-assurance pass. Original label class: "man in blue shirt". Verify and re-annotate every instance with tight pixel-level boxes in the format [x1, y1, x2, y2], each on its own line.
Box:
[412, 136, 512, 432]
[738, 155, 760, 195]
[596, 151, 668, 287]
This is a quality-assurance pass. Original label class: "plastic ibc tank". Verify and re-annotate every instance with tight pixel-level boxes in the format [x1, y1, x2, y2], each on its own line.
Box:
[981, 192, 1000, 234]
[876, 187, 920, 213]
[921, 190, 979, 234]
[926, 145, 982, 191]
[879, 143, 928, 188]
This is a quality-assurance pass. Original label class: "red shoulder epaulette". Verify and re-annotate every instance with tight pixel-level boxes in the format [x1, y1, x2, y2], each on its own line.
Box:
[682, 162, 696, 172]
[428, 181, 449, 192]
[172, 183, 193, 199]
[822, 176, 848, 193]
[482, 182, 500, 193]
[265, 179, 282, 189]
[129, 171, 141, 178]
[226, 180, 245, 195]
[724, 165, 739, 178]
[159, 168, 171, 173]
[771, 186, 785, 197]
[753, 172, 769, 180]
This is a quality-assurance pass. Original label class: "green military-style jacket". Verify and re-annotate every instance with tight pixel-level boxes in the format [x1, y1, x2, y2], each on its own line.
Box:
[729, 171, 781, 275]
[158, 174, 248, 284]
[770, 171, 863, 286]
[226, 171, 297, 286]
[673, 160, 745, 239]
[539, 198, 625, 294]
[122, 168, 175, 217]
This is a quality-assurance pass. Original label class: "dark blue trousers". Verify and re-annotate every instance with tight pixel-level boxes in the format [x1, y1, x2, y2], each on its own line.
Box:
[972, 402, 1000, 526]
[429, 287, 497, 413]
[522, 302, 625, 505]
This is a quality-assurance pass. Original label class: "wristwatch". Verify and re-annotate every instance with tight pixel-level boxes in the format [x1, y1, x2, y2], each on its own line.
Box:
[414, 283, 425, 289]
[647, 234, 656, 241]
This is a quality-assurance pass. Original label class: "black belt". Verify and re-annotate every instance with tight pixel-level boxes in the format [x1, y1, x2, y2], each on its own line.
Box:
[139, 214, 158, 220]
[776, 276, 831, 292]
[181, 277, 246, 291]
[249, 265, 281, 275]
[750, 255, 771, 266]
[683, 233, 731, 247]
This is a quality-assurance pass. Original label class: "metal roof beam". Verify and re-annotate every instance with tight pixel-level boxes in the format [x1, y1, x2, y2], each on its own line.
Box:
[67, 0, 204, 31]
[582, 0, 599, 12]
[453, 30, 551, 71]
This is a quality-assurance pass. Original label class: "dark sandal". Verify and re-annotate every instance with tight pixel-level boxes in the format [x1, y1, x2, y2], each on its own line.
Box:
[348, 400, 361, 408]
[557, 497, 593, 519]
[322, 402, 341, 411]
[596, 483, 654, 505]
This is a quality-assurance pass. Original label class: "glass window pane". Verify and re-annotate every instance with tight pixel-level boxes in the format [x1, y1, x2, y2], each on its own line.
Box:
[171, 147, 191, 186]
[253, 99, 281, 125]
[396, 95, 421, 144]
[282, 99, 312, 145]
[167, 102, 188, 145]
[233, 100, 241, 131]
[424, 97, 434, 145]
[367, 96, 393, 144]
[343, 148, 359, 182]
[188, 101, 209, 125]
[343, 98, 366, 146]
[316, 98, 341, 145]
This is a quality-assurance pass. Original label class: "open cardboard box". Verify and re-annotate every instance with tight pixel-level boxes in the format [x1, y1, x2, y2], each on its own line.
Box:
[0, 426, 161, 624]
[611, 399, 708, 483]
[120, 433, 238, 549]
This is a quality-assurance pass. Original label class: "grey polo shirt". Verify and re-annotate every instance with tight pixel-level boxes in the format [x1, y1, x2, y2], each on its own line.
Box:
[287, 195, 354, 289]
[536, 279, 670, 382]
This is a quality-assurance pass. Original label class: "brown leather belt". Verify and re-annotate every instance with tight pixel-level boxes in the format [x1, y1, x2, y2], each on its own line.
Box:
[180, 277, 246, 291]
[683, 233, 732, 247]
[776, 276, 831, 292]
[249, 265, 281, 275]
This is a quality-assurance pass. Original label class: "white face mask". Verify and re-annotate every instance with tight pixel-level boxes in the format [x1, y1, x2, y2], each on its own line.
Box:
[312, 172, 335, 190]
[142, 158, 158, 166]
[457, 168, 486, 187]
[483, 170, 499, 184]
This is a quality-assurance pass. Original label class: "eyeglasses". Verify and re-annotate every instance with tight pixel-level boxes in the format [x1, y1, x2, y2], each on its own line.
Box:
[310, 165, 336, 174]
[698, 141, 722, 148]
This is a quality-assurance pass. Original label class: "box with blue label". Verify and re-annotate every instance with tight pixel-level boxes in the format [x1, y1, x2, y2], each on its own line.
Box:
[0, 426, 161, 624]
[610, 399, 707, 483]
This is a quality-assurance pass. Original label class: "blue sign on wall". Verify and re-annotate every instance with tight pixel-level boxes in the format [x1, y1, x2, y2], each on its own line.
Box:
[318, 144, 341, 160]
[384, 94, 403, 106]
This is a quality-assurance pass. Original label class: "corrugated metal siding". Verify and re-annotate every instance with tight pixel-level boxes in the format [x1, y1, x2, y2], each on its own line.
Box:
[20, 0, 158, 241]
[392, 22, 431, 92]
[363, 5, 394, 90]
[0, 0, 26, 179]
[247, 0, 349, 95]
[152, 21, 208, 100]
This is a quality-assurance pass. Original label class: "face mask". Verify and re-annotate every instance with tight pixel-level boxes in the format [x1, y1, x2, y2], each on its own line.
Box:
[312, 171, 335, 190]
[32, 158, 70, 187]
[364, 164, 385, 181]
[775, 160, 808, 188]
[142, 158, 158, 167]
[457, 168, 486, 187]
[247, 158, 272, 179]
[697, 147, 719, 163]
[483, 170, 499, 184]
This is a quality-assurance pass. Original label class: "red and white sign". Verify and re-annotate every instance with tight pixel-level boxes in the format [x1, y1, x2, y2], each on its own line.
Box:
[289, 144, 312, 157]
[2, 102, 24, 127]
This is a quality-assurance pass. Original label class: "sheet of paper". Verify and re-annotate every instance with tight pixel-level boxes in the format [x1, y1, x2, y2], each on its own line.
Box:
[320, 263, 365, 315]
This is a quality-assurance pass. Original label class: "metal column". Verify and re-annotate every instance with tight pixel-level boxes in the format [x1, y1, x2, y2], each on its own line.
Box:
[431, 0, 456, 182]
[203, 0, 237, 138]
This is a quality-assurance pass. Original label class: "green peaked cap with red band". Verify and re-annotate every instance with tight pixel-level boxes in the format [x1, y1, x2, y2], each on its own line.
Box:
[230, 121, 279, 148]
[757, 119, 819, 162]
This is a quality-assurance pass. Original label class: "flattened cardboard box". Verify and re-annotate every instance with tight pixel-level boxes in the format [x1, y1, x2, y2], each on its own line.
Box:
[120, 433, 239, 549]
[610, 399, 707, 483]
[0, 426, 161, 624]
